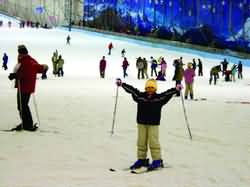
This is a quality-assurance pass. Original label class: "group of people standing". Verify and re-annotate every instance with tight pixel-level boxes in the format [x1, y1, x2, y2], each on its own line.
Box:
[99, 42, 202, 100]
[209, 58, 243, 85]
[51, 50, 65, 77]
[100, 41, 245, 101]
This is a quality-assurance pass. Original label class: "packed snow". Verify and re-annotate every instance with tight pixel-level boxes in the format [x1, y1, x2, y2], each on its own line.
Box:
[0, 15, 250, 187]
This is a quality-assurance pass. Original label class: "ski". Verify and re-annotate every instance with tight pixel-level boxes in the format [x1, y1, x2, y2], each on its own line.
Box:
[225, 101, 250, 105]
[109, 168, 130, 172]
[109, 164, 170, 174]
[0, 127, 60, 134]
[131, 165, 170, 174]
[0, 129, 20, 132]
[193, 97, 207, 101]
[130, 167, 148, 174]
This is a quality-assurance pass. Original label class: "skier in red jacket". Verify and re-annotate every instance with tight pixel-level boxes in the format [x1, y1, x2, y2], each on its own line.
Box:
[8, 45, 48, 131]
[108, 42, 113, 55]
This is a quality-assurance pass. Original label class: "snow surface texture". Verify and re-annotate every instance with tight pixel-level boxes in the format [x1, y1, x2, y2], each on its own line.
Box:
[0, 15, 250, 187]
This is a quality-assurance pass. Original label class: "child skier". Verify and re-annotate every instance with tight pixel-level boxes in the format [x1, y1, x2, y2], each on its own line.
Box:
[183, 63, 195, 100]
[116, 78, 182, 170]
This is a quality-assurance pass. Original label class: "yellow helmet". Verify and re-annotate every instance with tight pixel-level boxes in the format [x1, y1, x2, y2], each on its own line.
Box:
[145, 79, 157, 91]
[187, 62, 193, 68]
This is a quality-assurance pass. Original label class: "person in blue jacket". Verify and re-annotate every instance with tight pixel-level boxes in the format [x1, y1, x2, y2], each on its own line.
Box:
[2, 53, 8, 70]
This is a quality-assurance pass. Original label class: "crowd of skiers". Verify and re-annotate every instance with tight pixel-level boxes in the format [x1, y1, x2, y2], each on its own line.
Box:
[1, 42, 245, 127]
[209, 58, 243, 85]
[0, 19, 50, 29]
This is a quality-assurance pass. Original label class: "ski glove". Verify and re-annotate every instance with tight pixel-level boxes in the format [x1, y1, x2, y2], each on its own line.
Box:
[116, 78, 122, 87]
[8, 73, 16, 80]
[176, 83, 183, 91]
[42, 64, 49, 70]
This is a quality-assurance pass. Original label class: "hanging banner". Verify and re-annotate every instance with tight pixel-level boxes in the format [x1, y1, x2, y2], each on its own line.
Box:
[35, 6, 45, 14]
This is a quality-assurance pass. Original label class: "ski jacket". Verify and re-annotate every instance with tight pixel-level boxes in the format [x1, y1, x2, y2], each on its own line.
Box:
[52, 55, 57, 63]
[160, 60, 167, 72]
[231, 65, 237, 75]
[184, 68, 195, 84]
[3, 54, 8, 64]
[121, 83, 177, 125]
[122, 59, 129, 68]
[151, 59, 157, 69]
[99, 59, 106, 71]
[57, 58, 64, 68]
[198, 61, 203, 69]
[237, 63, 242, 72]
[173, 64, 184, 81]
[15, 54, 45, 93]
[108, 43, 113, 49]
[136, 58, 144, 69]
[210, 65, 221, 75]
[143, 59, 148, 70]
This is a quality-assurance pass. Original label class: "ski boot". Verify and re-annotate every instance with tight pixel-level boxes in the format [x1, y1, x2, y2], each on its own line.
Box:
[130, 159, 149, 170]
[10, 124, 23, 131]
[24, 123, 38, 131]
[147, 159, 164, 171]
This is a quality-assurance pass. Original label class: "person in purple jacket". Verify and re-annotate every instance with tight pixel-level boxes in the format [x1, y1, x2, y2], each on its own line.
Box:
[183, 62, 195, 100]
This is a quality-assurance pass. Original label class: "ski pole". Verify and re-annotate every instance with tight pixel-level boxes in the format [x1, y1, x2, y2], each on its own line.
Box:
[32, 94, 41, 127]
[180, 91, 193, 140]
[17, 80, 23, 129]
[111, 85, 119, 136]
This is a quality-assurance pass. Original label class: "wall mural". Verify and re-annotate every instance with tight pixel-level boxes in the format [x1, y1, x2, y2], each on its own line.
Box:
[83, 0, 250, 53]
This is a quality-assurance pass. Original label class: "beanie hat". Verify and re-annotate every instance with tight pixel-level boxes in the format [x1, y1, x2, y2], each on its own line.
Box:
[18, 45, 28, 55]
[145, 79, 157, 90]
[187, 62, 193, 68]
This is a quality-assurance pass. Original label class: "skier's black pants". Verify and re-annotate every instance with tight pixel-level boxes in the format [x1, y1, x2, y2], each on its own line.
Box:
[57, 68, 64, 77]
[238, 72, 243, 79]
[209, 73, 217, 85]
[2, 63, 7, 70]
[198, 69, 203, 76]
[137, 69, 144, 79]
[151, 68, 157, 77]
[17, 92, 33, 129]
[123, 68, 128, 78]
[100, 70, 105, 78]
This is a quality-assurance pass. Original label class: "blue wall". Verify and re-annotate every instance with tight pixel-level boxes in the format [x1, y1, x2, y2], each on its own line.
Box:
[83, 0, 250, 53]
